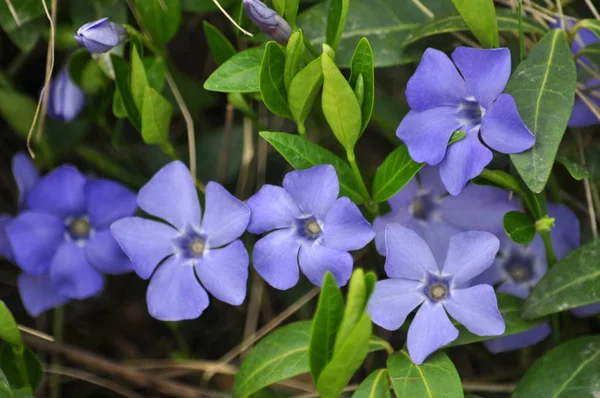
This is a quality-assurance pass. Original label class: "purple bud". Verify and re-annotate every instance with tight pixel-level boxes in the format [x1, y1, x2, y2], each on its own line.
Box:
[243, 0, 292, 45]
[47, 66, 85, 123]
[75, 17, 127, 54]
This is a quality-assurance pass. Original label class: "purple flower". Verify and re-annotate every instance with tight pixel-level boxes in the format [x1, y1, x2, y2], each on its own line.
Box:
[243, 0, 292, 45]
[75, 17, 127, 54]
[111, 161, 250, 321]
[568, 79, 600, 127]
[374, 167, 516, 263]
[7, 165, 136, 306]
[47, 64, 85, 123]
[246, 165, 374, 289]
[397, 47, 535, 195]
[368, 225, 504, 364]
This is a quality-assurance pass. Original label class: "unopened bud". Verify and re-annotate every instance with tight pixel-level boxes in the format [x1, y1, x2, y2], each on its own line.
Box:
[243, 0, 292, 45]
[75, 17, 127, 54]
[47, 65, 85, 123]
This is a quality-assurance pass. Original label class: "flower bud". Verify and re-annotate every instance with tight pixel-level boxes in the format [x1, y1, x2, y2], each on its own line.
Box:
[47, 66, 85, 123]
[75, 17, 127, 54]
[243, 0, 292, 45]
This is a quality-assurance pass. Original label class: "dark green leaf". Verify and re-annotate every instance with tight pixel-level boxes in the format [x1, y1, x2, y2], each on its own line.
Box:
[326, 0, 349, 50]
[182, 0, 234, 13]
[204, 47, 265, 93]
[68, 49, 92, 88]
[288, 56, 323, 126]
[259, 131, 366, 204]
[576, 42, 600, 67]
[503, 211, 536, 245]
[0, 89, 36, 137]
[0, 368, 11, 397]
[284, 30, 305, 92]
[203, 21, 236, 66]
[372, 144, 424, 203]
[387, 351, 463, 398]
[0, 302, 22, 347]
[513, 336, 600, 397]
[523, 238, 600, 318]
[69, 0, 128, 26]
[141, 86, 173, 145]
[130, 46, 149, 112]
[508, 30, 577, 193]
[0, 0, 44, 52]
[349, 38, 375, 134]
[352, 369, 390, 398]
[0, 344, 42, 392]
[111, 54, 142, 131]
[450, 0, 498, 47]
[556, 156, 589, 180]
[260, 42, 291, 118]
[134, 0, 181, 46]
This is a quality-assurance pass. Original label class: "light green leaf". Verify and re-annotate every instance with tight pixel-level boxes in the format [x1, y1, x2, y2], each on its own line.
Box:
[260, 42, 291, 118]
[272, 0, 285, 16]
[349, 38, 375, 133]
[326, 0, 349, 50]
[285, 0, 300, 28]
[130, 46, 149, 112]
[513, 336, 600, 398]
[203, 21, 236, 66]
[111, 54, 142, 131]
[134, 0, 181, 46]
[556, 156, 589, 180]
[141, 86, 173, 145]
[334, 269, 369, 354]
[144, 57, 167, 92]
[204, 47, 265, 93]
[503, 211, 536, 245]
[450, 0, 499, 47]
[372, 144, 423, 203]
[508, 30, 577, 193]
[352, 369, 390, 398]
[284, 30, 305, 92]
[0, 302, 22, 347]
[523, 238, 600, 318]
[288, 56, 323, 125]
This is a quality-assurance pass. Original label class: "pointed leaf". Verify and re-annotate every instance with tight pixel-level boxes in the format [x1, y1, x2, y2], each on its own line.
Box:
[134, 0, 181, 46]
[503, 211, 536, 245]
[204, 47, 265, 93]
[326, 0, 349, 50]
[284, 31, 305, 92]
[333, 269, 368, 354]
[260, 42, 291, 118]
[349, 38, 375, 133]
[0, 302, 22, 347]
[352, 369, 390, 398]
[556, 156, 589, 181]
[112, 54, 142, 131]
[372, 144, 424, 203]
[449, 0, 499, 47]
[141, 86, 173, 145]
[288, 56, 323, 125]
[130, 46, 149, 112]
[203, 21, 236, 66]
[285, 0, 300, 28]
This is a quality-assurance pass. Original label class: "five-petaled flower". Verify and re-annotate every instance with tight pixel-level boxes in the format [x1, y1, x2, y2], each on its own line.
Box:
[368, 225, 504, 364]
[246, 165, 375, 290]
[111, 161, 251, 321]
[397, 47, 535, 195]
[75, 17, 127, 54]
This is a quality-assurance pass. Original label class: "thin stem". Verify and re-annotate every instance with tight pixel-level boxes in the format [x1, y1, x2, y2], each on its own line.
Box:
[303, 37, 320, 58]
[539, 228, 560, 345]
[478, 169, 526, 196]
[574, 130, 598, 239]
[298, 122, 307, 137]
[517, 0, 525, 60]
[4, 0, 21, 26]
[166, 323, 191, 358]
[346, 148, 372, 205]
[50, 307, 64, 398]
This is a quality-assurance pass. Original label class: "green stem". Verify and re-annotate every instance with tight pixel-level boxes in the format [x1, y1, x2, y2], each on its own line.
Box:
[50, 307, 64, 398]
[166, 322, 191, 358]
[346, 148, 376, 215]
[478, 168, 526, 196]
[517, 0, 524, 61]
[298, 122, 307, 137]
[539, 229, 560, 345]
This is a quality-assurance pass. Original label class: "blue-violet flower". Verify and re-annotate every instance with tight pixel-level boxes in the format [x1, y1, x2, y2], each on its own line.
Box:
[75, 17, 127, 53]
[243, 0, 292, 45]
[47, 64, 85, 123]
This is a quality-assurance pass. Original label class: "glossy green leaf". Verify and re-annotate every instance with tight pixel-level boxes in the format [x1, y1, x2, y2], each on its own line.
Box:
[523, 238, 600, 318]
[260, 42, 291, 118]
[508, 30, 577, 193]
[259, 132, 366, 204]
[204, 47, 265, 93]
[141, 86, 173, 145]
[556, 156, 589, 180]
[0, 302, 22, 347]
[334, 269, 369, 354]
[349, 38, 375, 133]
[0, 89, 36, 137]
[284, 30, 305, 92]
[352, 369, 390, 398]
[448, 130, 466, 145]
[450, 0, 498, 48]
[288, 56, 323, 125]
[0, 345, 42, 392]
[321, 54, 362, 150]
[285, 0, 300, 28]
[326, 0, 349, 50]
[203, 21, 236, 66]
[134, 0, 181, 46]
[403, 9, 545, 46]
[309, 273, 344, 383]
[387, 351, 463, 398]
[130, 46, 149, 111]
[272, 0, 285, 16]
[503, 211, 536, 245]
[513, 336, 600, 398]
[372, 144, 424, 203]
[111, 54, 142, 131]
[0, 0, 44, 52]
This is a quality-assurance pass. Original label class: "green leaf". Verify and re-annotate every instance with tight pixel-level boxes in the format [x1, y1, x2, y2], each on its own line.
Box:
[450, 0, 498, 48]
[448, 130, 466, 145]
[503, 211, 536, 245]
[387, 351, 463, 398]
[285, 0, 300, 28]
[0, 345, 42, 392]
[203, 21, 236, 66]
[144, 57, 167, 92]
[111, 54, 142, 131]
[260, 42, 291, 118]
[513, 336, 600, 398]
[349, 38, 374, 134]
[321, 53, 362, 150]
[288, 56, 323, 125]
[448, 293, 547, 347]
[309, 273, 344, 383]
[0, 302, 22, 347]
[134, 0, 181, 46]
[507, 30, 577, 193]
[141, 86, 173, 145]
[284, 30, 305, 92]
[523, 237, 600, 318]
[403, 10, 545, 46]
[182, 0, 234, 13]
[0, 89, 36, 137]
[368, 335, 393, 354]
[556, 156, 589, 180]
[576, 42, 600, 67]
[272, 0, 285, 16]
[317, 313, 372, 398]
[69, 0, 128, 27]
[334, 269, 369, 354]
[130, 46, 149, 112]
[0, 0, 44, 52]
[259, 131, 365, 204]
[352, 369, 390, 398]
[326, 0, 349, 50]
[204, 47, 264, 93]
[372, 144, 424, 203]
[0, 368, 12, 397]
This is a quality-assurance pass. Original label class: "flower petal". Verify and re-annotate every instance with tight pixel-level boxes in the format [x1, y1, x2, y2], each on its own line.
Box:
[7, 212, 64, 275]
[27, 165, 86, 218]
[571, 302, 600, 318]
[0, 215, 15, 261]
[373, 211, 412, 255]
[441, 231, 499, 287]
[405, 48, 467, 111]
[419, 166, 448, 196]
[110, 217, 178, 279]
[201, 182, 250, 248]
[484, 323, 551, 353]
[321, 197, 374, 251]
[298, 244, 353, 287]
[407, 301, 459, 365]
[439, 128, 493, 196]
[146, 256, 209, 321]
[195, 240, 248, 306]
[498, 280, 531, 299]
[49, 242, 104, 299]
[85, 179, 137, 229]
[388, 176, 419, 212]
[444, 284, 505, 336]
[368, 279, 425, 331]
[12, 153, 39, 209]
[253, 229, 300, 290]
[282, 165, 339, 219]
[480, 94, 535, 153]
[419, 219, 462, 266]
[84, 229, 133, 275]
[138, 161, 201, 230]
[451, 47, 511, 109]
[397, 108, 462, 166]
[18, 273, 70, 317]
[548, 203, 579, 260]
[568, 95, 600, 127]
[246, 185, 302, 234]
[384, 224, 439, 280]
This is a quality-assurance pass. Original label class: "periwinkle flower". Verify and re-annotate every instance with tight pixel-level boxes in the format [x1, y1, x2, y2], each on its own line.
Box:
[397, 47, 535, 195]
[243, 0, 292, 45]
[111, 161, 251, 321]
[47, 65, 85, 123]
[246, 165, 374, 290]
[368, 225, 504, 364]
[75, 17, 127, 54]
